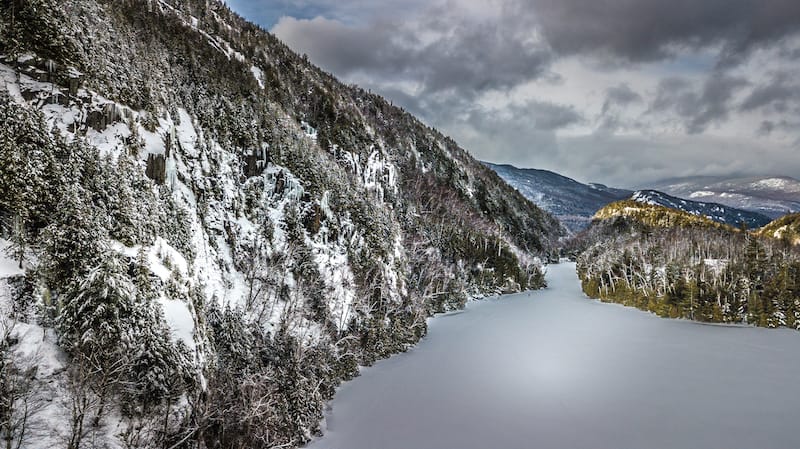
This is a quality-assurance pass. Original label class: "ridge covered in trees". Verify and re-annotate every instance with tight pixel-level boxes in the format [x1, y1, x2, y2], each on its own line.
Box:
[757, 213, 800, 246]
[575, 204, 800, 329]
[593, 200, 737, 232]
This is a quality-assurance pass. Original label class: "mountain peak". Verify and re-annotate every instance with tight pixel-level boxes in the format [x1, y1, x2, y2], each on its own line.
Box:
[485, 162, 631, 233]
[648, 175, 800, 218]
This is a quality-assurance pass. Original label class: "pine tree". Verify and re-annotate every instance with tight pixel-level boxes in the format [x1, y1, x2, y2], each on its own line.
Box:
[0, 0, 75, 64]
[39, 183, 107, 289]
[57, 251, 135, 358]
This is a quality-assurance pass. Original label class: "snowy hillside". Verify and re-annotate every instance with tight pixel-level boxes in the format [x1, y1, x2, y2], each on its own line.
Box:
[631, 190, 772, 229]
[487, 162, 779, 232]
[648, 175, 800, 219]
[0, 0, 562, 447]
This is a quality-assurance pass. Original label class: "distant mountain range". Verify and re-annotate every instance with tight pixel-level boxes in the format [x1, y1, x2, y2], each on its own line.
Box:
[646, 176, 800, 219]
[484, 163, 630, 232]
[487, 163, 786, 232]
[629, 190, 772, 229]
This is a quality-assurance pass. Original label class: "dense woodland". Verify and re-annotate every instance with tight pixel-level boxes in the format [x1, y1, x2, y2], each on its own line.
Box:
[575, 203, 800, 328]
[0, 0, 561, 448]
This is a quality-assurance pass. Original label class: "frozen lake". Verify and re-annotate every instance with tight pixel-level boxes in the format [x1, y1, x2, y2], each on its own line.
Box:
[308, 262, 800, 449]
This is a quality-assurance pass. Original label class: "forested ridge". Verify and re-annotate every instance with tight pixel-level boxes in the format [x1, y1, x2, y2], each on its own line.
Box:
[757, 213, 800, 246]
[0, 0, 562, 447]
[575, 202, 800, 328]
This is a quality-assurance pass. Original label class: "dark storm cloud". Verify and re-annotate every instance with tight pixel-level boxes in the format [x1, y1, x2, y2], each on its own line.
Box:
[273, 9, 553, 101]
[224, 0, 800, 185]
[759, 120, 776, 136]
[602, 84, 641, 114]
[740, 72, 800, 113]
[272, 17, 416, 79]
[516, 101, 583, 131]
[650, 74, 748, 133]
[526, 0, 800, 63]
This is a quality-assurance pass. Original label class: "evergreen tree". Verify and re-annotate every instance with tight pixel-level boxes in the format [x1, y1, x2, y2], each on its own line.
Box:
[57, 251, 135, 358]
[0, 96, 53, 244]
[39, 182, 107, 289]
[0, 0, 76, 64]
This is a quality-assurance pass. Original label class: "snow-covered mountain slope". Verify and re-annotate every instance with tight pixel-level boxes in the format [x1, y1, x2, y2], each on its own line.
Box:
[631, 190, 773, 229]
[0, 1, 563, 447]
[488, 162, 782, 232]
[485, 162, 631, 233]
[647, 175, 800, 219]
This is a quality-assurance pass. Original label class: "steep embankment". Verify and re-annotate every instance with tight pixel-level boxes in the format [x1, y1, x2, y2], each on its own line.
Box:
[0, 0, 562, 447]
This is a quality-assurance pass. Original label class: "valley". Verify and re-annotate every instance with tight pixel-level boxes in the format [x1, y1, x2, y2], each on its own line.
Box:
[308, 263, 800, 449]
[1, 1, 799, 448]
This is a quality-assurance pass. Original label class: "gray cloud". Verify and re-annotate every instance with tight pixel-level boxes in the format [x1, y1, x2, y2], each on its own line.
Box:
[420, 100, 581, 175]
[234, 0, 800, 185]
[689, 74, 749, 133]
[526, 0, 800, 64]
[517, 101, 583, 131]
[273, 8, 552, 101]
[650, 74, 748, 134]
[271, 17, 416, 81]
[756, 118, 800, 137]
[602, 83, 641, 114]
[758, 120, 776, 136]
[740, 72, 800, 113]
[551, 133, 800, 188]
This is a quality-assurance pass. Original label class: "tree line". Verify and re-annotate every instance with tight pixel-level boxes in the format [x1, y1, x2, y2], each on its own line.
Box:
[575, 214, 800, 329]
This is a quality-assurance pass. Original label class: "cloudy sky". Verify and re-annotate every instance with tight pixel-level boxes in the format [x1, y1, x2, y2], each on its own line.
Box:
[227, 0, 800, 187]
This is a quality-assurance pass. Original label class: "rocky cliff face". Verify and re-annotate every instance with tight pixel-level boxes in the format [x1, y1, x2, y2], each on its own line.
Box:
[0, 0, 562, 447]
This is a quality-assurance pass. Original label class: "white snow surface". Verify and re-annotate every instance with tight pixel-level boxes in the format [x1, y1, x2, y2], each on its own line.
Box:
[309, 263, 800, 449]
[752, 178, 792, 190]
[0, 239, 24, 277]
[112, 237, 189, 282]
[250, 65, 264, 89]
[0, 274, 70, 449]
[689, 190, 716, 198]
[158, 297, 196, 350]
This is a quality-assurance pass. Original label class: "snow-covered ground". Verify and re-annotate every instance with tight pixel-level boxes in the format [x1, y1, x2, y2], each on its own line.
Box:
[0, 239, 70, 448]
[308, 262, 800, 449]
[0, 239, 24, 277]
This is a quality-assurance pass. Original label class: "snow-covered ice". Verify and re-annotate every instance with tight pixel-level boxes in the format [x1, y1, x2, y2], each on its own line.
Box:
[308, 262, 800, 449]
